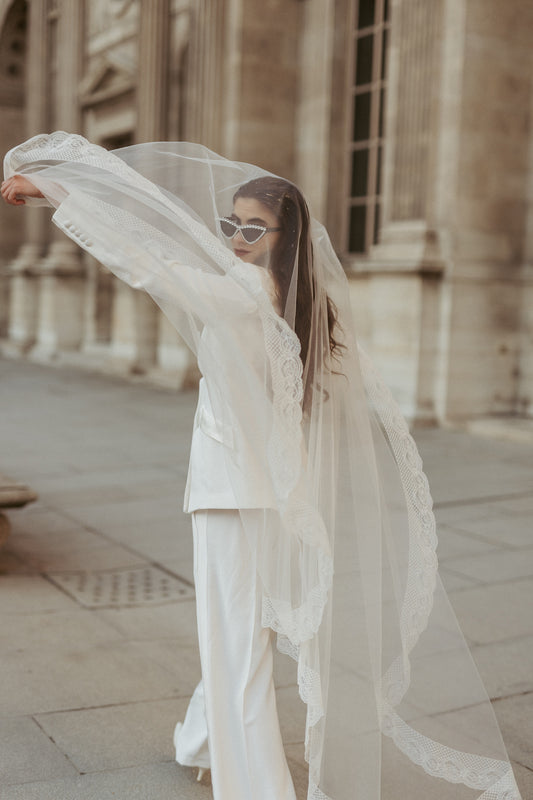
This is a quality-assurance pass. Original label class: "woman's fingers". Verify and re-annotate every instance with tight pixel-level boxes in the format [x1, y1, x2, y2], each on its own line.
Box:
[1, 176, 27, 205]
[1, 177, 17, 204]
[1, 183, 16, 204]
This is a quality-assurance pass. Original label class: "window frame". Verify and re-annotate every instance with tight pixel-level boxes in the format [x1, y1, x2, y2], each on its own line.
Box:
[343, 0, 390, 256]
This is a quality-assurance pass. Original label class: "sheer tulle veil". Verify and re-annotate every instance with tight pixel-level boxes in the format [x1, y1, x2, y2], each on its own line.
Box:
[4, 132, 522, 800]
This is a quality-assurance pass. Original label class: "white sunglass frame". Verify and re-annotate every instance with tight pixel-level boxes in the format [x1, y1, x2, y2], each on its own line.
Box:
[217, 217, 281, 245]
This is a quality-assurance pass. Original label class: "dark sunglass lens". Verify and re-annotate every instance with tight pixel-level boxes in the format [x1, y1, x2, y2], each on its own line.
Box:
[219, 219, 237, 238]
[241, 226, 264, 244]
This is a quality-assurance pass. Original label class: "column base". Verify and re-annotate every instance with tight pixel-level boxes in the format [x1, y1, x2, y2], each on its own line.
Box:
[32, 241, 85, 358]
[5, 243, 44, 353]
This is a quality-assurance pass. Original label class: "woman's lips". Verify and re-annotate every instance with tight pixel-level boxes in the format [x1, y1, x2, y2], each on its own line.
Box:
[234, 248, 250, 258]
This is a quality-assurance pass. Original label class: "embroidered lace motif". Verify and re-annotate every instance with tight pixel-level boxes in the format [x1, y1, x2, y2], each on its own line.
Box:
[382, 707, 521, 799]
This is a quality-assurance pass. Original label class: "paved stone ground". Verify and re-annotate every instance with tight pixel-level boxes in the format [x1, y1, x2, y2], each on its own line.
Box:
[0, 356, 532, 799]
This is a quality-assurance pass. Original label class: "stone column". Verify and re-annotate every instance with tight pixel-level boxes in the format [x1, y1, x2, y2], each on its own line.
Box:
[185, 0, 300, 175]
[137, 0, 170, 144]
[295, 0, 335, 222]
[363, 0, 449, 424]
[377, 0, 446, 260]
[438, 0, 529, 421]
[185, 0, 226, 152]
[125, 0, 170, 374]
[518, 82, 533, 416]
[6, 0, 49, 354]
[32, 0, 86, 359]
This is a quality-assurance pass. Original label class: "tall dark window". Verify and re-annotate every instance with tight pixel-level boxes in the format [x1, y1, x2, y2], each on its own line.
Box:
[347, 0, 390, 254]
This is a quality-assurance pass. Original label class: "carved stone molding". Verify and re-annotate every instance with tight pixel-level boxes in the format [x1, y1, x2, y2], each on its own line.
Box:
[79, 56, 135, 108]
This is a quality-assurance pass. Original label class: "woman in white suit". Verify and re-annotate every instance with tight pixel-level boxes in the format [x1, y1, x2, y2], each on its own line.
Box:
[172, 176, 345, 800]
[2, 134, 522, 800]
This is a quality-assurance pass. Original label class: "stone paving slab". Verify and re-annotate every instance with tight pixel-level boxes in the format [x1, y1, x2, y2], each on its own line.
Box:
[9, 506, 95, 536]
[512, 763, 533, 798]
[444, 546, 533, 584]
[62, 496, 185, 533]
[91, 518, 191, 563]
[439, 566, 483, 593]
[0, 762, 212, 800]
[416, 431, 533, 504]
[490, 495, 533, 515]
[433, 502, 505, 526]
[34, 698, 189, 773]
[436, 523, 503, 561]
[0, 639, 196, 717]
[276, 685, 307, 744]
[448, 513, 533, 548]
[0, 608, 120, 654]
[471, 636, 533, 699]
[29, 466, 183, 500]
[492, 693, 533, 770]
[11, 540, 147, 573]
[400, 646, 503, 717]
[447, 578, 533, 645]
[0, 573, 78, 614]
[0, 716, 78, 785]
[163, 556, 195, 585]
[96, 598, 198, 643]
[284, 742, 309, 800]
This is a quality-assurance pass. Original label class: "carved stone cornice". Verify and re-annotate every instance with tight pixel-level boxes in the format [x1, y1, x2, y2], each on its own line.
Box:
[79, 57, 135, 108]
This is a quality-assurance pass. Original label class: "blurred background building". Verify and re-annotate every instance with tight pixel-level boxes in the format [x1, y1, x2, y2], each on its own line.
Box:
[0, 0, 532, 424]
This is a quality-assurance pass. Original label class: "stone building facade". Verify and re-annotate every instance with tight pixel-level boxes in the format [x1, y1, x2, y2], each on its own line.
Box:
[1, 0, 533, 423]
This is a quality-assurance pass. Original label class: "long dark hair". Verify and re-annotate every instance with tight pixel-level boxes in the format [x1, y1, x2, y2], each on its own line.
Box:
[233, 177, 343, 379]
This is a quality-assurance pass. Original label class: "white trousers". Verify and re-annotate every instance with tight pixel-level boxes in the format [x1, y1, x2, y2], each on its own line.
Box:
[174, 509, 297, 800]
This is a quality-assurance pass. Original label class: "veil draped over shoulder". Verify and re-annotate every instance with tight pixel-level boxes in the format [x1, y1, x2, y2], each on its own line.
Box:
[4, 132, 521, 800]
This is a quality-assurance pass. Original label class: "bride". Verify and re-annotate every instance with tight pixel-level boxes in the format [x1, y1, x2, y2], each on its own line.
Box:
[1, 132, 522, 800]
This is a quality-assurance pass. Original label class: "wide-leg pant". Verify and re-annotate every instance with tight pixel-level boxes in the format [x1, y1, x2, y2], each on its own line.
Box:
[174, 509, 297, 800]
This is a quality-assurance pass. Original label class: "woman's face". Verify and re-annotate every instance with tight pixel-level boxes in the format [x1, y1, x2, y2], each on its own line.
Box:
[230, 197, 281, 266]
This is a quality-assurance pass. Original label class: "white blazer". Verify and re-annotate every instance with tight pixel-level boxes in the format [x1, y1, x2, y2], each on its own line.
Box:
[183, 324, 277, 513]
[52, 195, 280, 513]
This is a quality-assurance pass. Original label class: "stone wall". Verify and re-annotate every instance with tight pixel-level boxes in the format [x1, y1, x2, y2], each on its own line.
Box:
[443, 0, 533, 418]
[351, 0, 533, 423]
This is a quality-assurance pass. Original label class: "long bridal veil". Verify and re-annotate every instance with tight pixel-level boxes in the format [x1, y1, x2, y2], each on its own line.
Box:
[4, 132, 521, 800]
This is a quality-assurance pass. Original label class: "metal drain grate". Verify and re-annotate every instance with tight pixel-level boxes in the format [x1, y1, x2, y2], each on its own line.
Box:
[46, 565, 194, 609]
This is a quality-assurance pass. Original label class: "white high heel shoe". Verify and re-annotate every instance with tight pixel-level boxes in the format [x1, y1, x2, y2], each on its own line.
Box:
[173, 722, 210, 783]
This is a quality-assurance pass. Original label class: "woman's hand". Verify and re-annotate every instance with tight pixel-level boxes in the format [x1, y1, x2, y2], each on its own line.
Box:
[1, 175, 44, 206]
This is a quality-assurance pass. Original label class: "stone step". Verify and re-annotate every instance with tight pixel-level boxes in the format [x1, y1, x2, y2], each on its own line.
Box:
[0, 481, 38, 508]
[0, 474, 38, 551]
